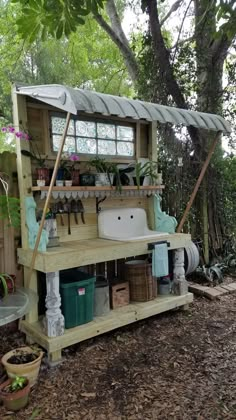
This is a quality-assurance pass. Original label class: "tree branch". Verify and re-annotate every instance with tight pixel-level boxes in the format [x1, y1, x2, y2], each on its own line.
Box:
[172, 0, 193, 61]
[160, 0, 184, 27]
[147, 0, 201, 148]
[94, 2, 139, 84]
[105, 0, 130, 49]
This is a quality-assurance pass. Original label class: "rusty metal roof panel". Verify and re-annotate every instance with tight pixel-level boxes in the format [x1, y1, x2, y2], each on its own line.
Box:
[15, 84, 231, 134]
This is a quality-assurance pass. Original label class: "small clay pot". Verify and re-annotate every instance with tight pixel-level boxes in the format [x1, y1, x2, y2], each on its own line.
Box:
[0, 378, 30, 411]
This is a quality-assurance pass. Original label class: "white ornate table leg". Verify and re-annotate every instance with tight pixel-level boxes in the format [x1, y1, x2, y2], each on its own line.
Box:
[45, 271, 64, 337]
[173, 248, 188, 295]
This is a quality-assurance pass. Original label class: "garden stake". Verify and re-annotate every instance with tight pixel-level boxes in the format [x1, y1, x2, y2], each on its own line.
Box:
[177, 130, 222, 233]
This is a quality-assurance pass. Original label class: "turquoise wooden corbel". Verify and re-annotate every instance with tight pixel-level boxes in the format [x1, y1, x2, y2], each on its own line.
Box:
[25, 197, 49, 252]
[154, 193, 177, 234]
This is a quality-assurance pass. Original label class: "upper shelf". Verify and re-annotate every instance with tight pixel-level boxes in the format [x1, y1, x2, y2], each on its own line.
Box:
[31, 185, 165, 199]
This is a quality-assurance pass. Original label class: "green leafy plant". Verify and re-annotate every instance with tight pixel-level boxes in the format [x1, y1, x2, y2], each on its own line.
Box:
[0, 195, 21, 228]
[0, 172, 20, 228]
[89, 156, 112, 173]
[0, 273, 15, 298]
[134, 161, 158, 189]
[4, 376, 27, 393]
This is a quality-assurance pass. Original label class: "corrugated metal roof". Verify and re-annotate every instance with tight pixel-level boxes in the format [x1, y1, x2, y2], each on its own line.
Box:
[15, 84, 231, 134]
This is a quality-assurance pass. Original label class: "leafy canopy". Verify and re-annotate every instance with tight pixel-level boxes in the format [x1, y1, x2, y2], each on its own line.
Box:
[11, 0, 106, 42]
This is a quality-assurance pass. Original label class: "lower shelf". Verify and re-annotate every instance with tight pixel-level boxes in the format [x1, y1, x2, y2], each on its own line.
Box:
[20, 293, 193, 355]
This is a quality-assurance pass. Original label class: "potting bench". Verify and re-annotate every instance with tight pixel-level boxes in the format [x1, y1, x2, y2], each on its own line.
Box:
[12, 84, 231, 363]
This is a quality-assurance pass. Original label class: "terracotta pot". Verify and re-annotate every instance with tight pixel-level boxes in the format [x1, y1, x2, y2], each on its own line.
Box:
[1, 346, 43, 387]
[36, 168, 50, 186]
[0, 378, 30, 411]
[71, 169, 80, 186]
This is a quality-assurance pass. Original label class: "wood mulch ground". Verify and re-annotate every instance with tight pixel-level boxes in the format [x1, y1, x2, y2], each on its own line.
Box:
[1, 294, 236, 419]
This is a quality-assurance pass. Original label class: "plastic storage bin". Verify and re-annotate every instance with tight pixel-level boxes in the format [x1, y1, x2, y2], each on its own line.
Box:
[60, 269, 95, 328]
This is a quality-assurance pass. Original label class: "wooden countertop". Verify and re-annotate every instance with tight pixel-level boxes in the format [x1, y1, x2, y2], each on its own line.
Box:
[17, 233, 191, 273]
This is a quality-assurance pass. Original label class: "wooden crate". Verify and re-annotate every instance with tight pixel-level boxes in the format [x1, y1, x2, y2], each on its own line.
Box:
[110, 282, 129, 309]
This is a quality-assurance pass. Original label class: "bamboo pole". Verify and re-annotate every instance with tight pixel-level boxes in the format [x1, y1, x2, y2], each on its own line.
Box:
[177, 130, 222, 233]
[27, 112, 71, 285]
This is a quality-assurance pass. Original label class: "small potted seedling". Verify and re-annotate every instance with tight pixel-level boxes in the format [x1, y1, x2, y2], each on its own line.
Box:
[0, 273, 15, 299]
[0, 376, 30, 411]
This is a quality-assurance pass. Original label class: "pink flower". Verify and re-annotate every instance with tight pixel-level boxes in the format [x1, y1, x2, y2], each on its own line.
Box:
[8, 127, 15, 133]
[15, 131, 24, 138]
[1, 127, 7, 132]
[69, 153, 79, 162]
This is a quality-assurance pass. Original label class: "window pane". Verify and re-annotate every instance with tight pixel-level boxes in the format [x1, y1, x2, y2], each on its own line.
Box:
[76, 121, 96, 137]
[98, 140, 116, 155]
[76, 137, 97, 154]
[52, 135, 75, 152]
[117, 141, 134, 156]
[117, 126, 134, 141]
[97, 123, 115, 139]
[51, 117, 75, 135]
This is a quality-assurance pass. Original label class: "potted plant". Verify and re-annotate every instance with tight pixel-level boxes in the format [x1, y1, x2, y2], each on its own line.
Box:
[0, 273, 15, 299]
[19, 140, 49, 187]
[63, 167, 73, 187]
[133, 161, 158, 188]
[1, 346, 44, 387]
[89, 156, 116, 186]
[0, 376, 30, 411]
[69, 153, 80, 186]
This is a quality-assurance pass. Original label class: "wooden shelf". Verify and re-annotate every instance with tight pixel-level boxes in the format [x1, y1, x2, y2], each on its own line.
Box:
[31, 185, 165, 191]
[20, 293, 193, 357]
[18, 234, 191, 273]
[31, 185, 165, 199]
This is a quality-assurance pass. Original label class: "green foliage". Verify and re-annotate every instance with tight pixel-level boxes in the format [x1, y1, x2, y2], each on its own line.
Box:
[89, 156, 115, 173]
[4, 376, 27, 393]
[0, 195, 21, 228]
[11, 0, 106, 42]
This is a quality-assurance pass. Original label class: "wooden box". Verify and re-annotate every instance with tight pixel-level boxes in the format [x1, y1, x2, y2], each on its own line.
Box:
[110, 282, 130, 309]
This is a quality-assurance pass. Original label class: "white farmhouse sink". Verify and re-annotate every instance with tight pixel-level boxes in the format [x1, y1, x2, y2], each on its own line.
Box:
[98, 208, 169, 241]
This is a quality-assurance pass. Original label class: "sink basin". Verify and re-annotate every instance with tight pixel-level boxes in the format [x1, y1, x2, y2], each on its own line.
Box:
[98, 208, 169, 241]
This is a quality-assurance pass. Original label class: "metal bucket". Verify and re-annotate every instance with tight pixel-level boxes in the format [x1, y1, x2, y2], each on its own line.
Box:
[94, 276, 110, 317]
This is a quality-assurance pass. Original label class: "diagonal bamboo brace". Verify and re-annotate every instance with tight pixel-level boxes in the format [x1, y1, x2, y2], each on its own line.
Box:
[177, 130, 222, 233]
[27, 112, 71, 286]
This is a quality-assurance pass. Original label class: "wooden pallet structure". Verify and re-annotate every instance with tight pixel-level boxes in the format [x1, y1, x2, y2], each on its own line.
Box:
[188, 281, 236, 300]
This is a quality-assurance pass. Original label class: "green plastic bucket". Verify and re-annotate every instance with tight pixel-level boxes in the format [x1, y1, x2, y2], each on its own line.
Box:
[60, 270, 95, 329]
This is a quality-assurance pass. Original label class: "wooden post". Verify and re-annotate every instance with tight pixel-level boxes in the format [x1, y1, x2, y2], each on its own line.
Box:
[27, 112, 71, 285]
[148, 121, 157, 230]
[177, 131, 222, 233]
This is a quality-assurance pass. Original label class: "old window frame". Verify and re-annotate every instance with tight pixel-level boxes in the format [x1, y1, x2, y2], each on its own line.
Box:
[50, 112, 135, 158]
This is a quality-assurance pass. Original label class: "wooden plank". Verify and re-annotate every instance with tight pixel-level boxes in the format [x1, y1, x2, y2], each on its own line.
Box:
[12, 89, 32, 249]
[20, 293, 193, 354]
[136, 121, 141, 159]
[219, 284, 236, 294]
[227, 283, 236, 290]
[148, 121, 158, 230]
[205, 288, 225, 299]
[188, 283, 229, 299]
[188, 283, 210, 296]
[18, 233, 192, 273]
[214, 286, 229, 294]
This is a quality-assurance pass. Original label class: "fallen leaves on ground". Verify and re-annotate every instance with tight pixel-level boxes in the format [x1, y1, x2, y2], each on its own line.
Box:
[1, 294, 236, 419]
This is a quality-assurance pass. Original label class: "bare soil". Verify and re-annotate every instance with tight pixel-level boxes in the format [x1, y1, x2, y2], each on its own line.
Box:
[1, 295, 236, 419]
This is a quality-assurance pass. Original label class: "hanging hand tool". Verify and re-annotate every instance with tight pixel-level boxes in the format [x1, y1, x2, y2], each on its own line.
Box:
[78, 199, 85, 224]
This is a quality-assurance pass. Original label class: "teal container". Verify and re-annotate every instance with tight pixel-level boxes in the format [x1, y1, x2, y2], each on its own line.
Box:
[60, 270, 96, 329]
